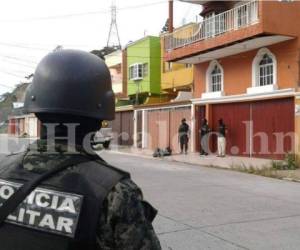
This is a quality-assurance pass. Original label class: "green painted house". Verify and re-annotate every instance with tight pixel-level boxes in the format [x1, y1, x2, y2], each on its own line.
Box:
[126, 36, 161, 101]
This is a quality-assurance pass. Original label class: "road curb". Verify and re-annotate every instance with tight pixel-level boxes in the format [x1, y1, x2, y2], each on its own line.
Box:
[106, 150, 300, 183]
[106, 150, 227, 169]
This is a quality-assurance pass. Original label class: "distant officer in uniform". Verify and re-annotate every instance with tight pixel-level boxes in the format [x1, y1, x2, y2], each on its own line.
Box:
[178, 118, 189, 154]
[217, 118, 227, 157]
[0, 50, 161, 250]
[200, 118, 210, 156]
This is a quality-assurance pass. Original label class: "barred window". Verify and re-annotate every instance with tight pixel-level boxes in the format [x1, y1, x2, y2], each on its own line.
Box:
[259, 54, 274, 86]
[211, 65, 222, 92]
[129, 64, 146, 80]
[252, 48, 277, 88]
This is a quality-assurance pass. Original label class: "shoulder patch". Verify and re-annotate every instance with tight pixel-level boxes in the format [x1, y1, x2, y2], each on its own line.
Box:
[0, 179, 83, 238]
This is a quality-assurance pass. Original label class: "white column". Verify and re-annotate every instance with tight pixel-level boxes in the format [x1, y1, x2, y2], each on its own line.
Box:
[191, 104, 196, 153]
[24, 116, 29, 136]
[142, 110, 148, 149]
[133, 110, 138, 148]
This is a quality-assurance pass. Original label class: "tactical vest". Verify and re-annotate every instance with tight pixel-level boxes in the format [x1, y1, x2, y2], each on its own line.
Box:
[0, 152, 129, 250]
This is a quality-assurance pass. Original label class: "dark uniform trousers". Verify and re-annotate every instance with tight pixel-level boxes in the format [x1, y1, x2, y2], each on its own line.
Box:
[0, 152, 129, 250]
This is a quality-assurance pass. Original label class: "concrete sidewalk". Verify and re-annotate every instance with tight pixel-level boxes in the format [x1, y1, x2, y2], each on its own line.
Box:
[108, 146, 273, 170]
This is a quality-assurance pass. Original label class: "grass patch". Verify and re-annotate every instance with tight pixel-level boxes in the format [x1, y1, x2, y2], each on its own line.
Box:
[231, 163, 278, 178]
[272, 153, 299, 171]
[230, 154, 300, 182]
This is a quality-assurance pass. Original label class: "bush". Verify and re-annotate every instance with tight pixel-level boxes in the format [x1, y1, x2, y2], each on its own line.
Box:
[272, 153, 299, 170]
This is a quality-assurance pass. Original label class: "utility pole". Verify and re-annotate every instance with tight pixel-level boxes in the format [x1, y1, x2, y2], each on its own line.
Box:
[135, 81, 140, 105]
[169, 0, 174, 33]
[107, 0, 121, 50]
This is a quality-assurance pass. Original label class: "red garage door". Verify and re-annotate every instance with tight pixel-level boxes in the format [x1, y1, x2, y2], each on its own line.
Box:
[212, 102, 251, 157]
[211, 98, 294, 159]
[252, 98, 294, 159]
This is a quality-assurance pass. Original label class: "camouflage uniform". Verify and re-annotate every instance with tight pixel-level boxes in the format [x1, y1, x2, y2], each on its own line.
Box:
[15, 140, 161, 250]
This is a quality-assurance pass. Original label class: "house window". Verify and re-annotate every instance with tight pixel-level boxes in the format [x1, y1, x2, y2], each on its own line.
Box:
[211, 65, 222, 92]
[237, 4, 249, 27]
[215, 14, 225, 35]
[252, 48, 277, 88]
[259, 54, 274, 86]
[204, 11, 225, 38]
[206, 60, 224, 93]
[204, 12, 215, 38]
[185, 63, 192, 68]
[129, 63, 146, 80]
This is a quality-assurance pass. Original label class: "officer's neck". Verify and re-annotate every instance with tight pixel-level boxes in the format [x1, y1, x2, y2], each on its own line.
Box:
[37, 115, 101, 150]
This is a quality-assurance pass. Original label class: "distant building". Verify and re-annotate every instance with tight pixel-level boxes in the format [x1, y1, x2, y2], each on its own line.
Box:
[160, 23, 194, 95]
[126, 36, 161, 104]
[105, 50, 127, 98]
[132, 31, 195, 151]
[161, 0, 300, 159]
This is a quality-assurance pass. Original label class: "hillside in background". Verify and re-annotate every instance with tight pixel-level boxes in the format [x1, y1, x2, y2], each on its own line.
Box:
[0, 82, 30, 133]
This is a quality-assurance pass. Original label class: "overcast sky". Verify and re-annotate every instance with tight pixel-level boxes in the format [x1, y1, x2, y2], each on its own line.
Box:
[0, 0, 201, 95]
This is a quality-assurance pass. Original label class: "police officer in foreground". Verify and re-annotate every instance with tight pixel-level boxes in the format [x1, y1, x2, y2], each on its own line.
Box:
[0, 50, 161, 250]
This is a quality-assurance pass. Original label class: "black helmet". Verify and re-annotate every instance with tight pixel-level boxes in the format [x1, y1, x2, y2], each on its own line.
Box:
[24, 49, 115, 120]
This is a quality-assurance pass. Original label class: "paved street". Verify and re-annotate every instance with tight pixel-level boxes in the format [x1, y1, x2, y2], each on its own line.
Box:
[102, 151, 300, 250]
[1, 135, 300, 250]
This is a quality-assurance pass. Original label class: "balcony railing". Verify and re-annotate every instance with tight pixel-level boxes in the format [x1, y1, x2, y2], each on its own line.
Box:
[164, 0, 259, 51]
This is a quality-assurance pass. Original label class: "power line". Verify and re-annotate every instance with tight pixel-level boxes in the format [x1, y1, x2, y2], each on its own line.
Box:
[10, 68, 32, 75]
[0, 41, 89, 49]
[0, 81, 17, 90]
[0, 1, 167, 22]
[118, 1, 167, 11]
[0, 54, 40, 64]
[0, 70, 26, 78]
[0, 84, 15, 90]
[0, 58, 36, 69]
[0, 10, 109, 23]
[0, 42, 50, 52]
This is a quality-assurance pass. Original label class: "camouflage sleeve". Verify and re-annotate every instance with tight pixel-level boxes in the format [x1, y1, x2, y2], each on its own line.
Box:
[96, 178, 161, 250]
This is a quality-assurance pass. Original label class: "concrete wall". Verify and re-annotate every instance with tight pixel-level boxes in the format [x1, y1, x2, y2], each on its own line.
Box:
[261, 1, 300, 38]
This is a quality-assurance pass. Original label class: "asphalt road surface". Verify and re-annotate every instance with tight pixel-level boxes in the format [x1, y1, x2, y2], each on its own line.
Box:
[102, 151, 300, 250]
